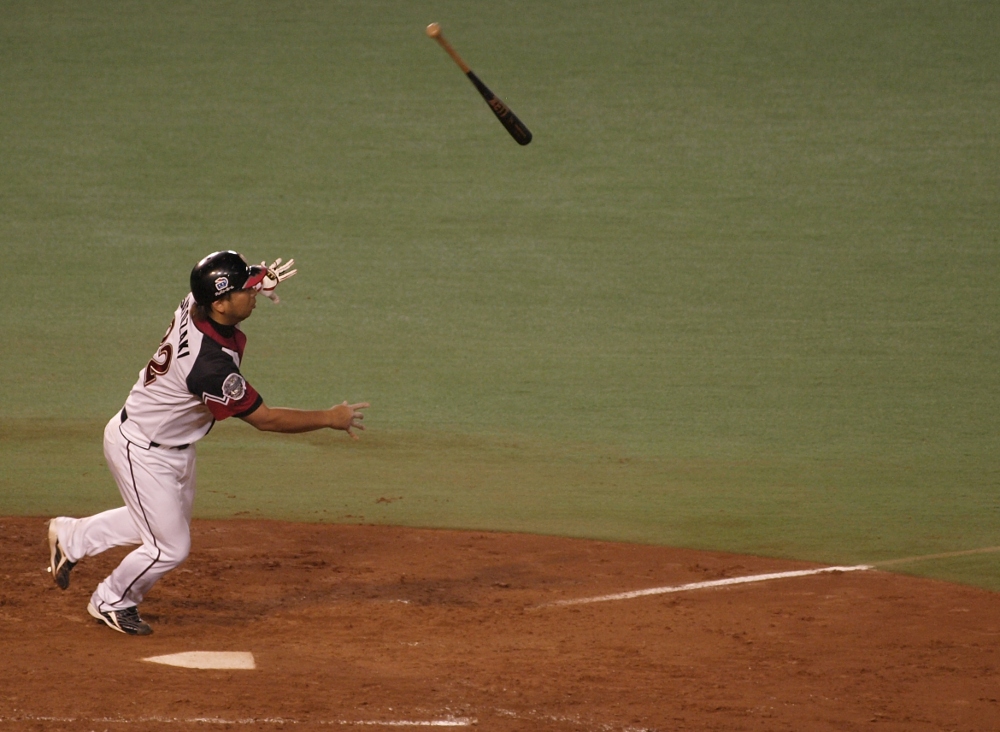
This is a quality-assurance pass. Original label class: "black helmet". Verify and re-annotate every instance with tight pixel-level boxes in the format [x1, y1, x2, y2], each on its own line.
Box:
[190, 251, 266, 306]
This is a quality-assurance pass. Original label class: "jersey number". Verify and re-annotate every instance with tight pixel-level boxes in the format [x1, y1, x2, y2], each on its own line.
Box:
[143, 317, 176, 386]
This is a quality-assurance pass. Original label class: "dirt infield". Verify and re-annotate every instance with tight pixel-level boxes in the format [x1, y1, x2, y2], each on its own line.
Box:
[2, 516, 998, 731]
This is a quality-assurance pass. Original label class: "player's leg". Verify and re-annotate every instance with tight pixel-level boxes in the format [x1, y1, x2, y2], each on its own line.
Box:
[47, 416, 143, 588]
[90, 441, 195, 613]
[84, 415, 197, 637]
[50, 507, 139, 584]
[58, 506, 140, 557]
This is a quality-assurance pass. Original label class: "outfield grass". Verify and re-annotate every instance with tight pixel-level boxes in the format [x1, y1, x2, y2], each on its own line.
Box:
[2, 2, 998, 588]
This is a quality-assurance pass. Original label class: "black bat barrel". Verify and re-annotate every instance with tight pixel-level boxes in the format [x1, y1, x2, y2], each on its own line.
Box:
[466, 71, 532, 146]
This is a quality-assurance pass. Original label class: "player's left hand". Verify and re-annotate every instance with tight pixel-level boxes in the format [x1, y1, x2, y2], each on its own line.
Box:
[259, 258, 298, 303]
[330, 401, 369, 440]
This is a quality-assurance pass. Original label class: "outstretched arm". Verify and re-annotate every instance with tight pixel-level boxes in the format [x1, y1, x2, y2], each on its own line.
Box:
[241, 401, 369, 439]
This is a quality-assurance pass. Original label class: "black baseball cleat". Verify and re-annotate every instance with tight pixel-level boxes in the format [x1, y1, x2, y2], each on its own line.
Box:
[47, 518, 76, 590]
[87, 602, 153, 636]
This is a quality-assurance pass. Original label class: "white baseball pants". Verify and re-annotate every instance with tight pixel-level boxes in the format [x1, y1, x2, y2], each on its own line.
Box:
[57, 413, 196, 611]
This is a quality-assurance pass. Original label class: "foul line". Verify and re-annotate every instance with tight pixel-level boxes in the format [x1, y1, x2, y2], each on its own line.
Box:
[533, 565, 873, 609]
[0, 715, 473, 727]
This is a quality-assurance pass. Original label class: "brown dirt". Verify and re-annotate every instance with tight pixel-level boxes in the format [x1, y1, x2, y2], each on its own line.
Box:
[1, 516, 998, 731]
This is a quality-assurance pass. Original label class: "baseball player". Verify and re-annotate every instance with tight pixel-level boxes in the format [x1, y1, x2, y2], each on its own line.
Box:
[46, 251, 367, 635]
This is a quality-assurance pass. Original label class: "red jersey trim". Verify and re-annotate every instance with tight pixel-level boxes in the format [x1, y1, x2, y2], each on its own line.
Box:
[192, 315, 248, 359]
[204, 384, 261, 420]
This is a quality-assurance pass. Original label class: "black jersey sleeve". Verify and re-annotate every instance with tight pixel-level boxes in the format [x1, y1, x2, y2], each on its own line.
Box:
[186, 342, 262, 421]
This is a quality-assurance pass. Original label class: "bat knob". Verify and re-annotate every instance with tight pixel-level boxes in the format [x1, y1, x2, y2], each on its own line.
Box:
[426, 22, 442, 38]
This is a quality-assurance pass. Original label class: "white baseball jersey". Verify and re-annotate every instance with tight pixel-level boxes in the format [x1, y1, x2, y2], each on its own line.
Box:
[120, 293, 262, 448]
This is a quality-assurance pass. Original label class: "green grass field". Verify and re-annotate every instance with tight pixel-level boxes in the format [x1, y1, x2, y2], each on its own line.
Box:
[2, 1, 998, 588]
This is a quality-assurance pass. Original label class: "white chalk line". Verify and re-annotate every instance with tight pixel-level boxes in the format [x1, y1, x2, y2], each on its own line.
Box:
[534, 565, 873, 609]
[0, 715, 473, 727]
[495, 707, 652, 731]
[533, 544, 1000, 610]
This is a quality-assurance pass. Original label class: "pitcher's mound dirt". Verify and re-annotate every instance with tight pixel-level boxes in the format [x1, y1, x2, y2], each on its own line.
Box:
[2, 517, 998, 731]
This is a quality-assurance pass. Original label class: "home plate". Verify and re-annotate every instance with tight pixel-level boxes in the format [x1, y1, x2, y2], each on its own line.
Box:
[143, 652, 256, 670]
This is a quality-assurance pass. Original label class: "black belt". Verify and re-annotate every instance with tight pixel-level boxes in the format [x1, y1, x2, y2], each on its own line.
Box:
[120, 407, 190, 450]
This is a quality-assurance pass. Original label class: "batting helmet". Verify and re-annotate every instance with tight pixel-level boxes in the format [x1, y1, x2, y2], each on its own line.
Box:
[190, 251, 267, 306]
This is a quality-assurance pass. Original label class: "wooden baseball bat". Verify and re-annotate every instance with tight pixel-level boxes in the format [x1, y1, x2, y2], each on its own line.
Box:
[426, 23, 532, 146]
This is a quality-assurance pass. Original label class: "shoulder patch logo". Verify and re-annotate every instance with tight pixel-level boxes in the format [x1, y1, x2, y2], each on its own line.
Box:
[215, 276, 229, 292]
[221, 373, 247, 401]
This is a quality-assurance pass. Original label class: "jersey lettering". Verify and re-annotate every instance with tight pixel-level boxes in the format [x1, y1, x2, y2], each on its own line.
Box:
[176, 304, 191, 359]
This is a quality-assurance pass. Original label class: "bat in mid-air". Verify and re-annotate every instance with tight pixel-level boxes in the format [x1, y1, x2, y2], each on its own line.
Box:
[426, 22, 532, 146]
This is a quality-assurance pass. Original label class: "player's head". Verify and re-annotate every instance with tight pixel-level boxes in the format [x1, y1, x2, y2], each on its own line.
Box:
[190, 251, 266, 307]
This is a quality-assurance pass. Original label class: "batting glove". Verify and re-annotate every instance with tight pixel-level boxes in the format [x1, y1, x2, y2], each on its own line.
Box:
[259, 258, 297, 303]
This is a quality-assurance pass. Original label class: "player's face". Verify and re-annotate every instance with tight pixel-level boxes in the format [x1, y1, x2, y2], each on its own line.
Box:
[213, 289, 257, 324]
[228, 289, 257, 320]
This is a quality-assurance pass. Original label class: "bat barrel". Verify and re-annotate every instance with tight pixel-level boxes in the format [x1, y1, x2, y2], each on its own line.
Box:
[466, 71, 532, 146]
